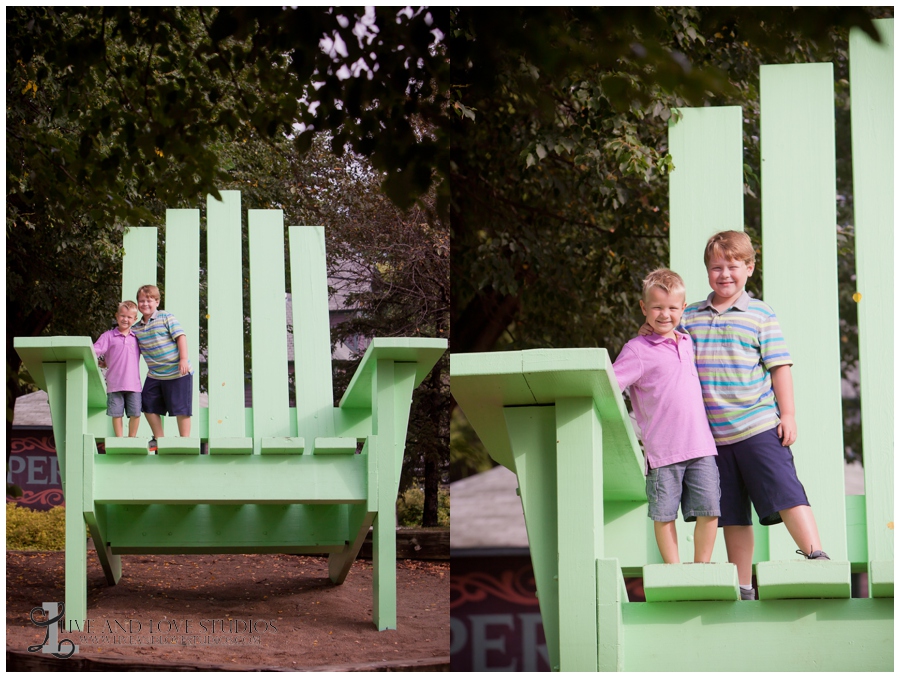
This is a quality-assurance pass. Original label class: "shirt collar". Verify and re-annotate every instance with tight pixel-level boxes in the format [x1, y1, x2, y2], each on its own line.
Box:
[697, 290, 751, 313]
[642, 329, 686, 345]
[138, 310, 159, 326]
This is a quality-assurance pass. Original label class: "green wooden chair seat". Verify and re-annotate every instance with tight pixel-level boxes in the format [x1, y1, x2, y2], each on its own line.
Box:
[756, 560, 851, 600]
[642, 563, 740, 602]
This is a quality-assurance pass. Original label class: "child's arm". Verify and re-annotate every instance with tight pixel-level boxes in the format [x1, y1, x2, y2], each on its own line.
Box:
[176, 335, 190, 376]
[770, 365, 797, 447]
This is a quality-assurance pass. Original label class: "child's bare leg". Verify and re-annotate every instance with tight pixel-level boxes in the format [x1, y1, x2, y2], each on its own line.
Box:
[128, 416, 141, 437]
[723, 525, 754, 585]
[692, 516, 718, 563]
[654, 521, 680, 564]
[144, 413, 164, 439]
[176, 415, 191, 437]
[779, 505, 822, 554]
[112, 416, 124, 438]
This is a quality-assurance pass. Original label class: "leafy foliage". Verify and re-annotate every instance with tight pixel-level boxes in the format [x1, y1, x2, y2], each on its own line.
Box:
[6, 503, 73, 551]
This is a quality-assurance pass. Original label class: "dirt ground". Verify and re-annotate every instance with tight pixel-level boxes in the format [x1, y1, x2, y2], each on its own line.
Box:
[6, 550, 449, 671]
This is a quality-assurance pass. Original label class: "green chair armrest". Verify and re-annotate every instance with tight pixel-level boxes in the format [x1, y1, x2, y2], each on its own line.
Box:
[339, 337, 447, 409]
[14, 336, 106, 408]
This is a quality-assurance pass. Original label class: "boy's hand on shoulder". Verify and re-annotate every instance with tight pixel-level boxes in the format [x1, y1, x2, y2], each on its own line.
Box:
[637, 322, 653, 337]
[179, 357, 190, 376]
[777, 414, 797, 447]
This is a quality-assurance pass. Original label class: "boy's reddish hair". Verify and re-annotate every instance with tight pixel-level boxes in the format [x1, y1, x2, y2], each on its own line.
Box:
[136, 285, 161, 301]
[704, 231, 755, 268]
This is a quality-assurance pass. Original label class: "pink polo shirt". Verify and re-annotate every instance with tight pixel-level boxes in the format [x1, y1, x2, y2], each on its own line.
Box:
[613, 331, 717, 473]
[93, 328, 142, 393]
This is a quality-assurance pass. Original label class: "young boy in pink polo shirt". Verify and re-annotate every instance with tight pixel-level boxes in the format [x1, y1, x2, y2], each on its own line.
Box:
[613, 269, 720, 564]
[93, 300, 143, 437]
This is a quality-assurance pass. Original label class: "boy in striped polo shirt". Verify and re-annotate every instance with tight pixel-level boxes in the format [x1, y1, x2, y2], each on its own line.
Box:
[682, 231, 829, 599]
[133, 285, 193, 445]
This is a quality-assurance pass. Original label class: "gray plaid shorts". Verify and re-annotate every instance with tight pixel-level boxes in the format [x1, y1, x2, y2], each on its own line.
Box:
[646, 455, 721, 523]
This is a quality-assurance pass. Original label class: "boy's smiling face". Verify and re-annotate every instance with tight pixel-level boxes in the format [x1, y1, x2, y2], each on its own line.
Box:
[707, 254, 754, 305]
[116, 309, 137, 333]
[137, 294, 159, 321]
[640, 287, 686, 340]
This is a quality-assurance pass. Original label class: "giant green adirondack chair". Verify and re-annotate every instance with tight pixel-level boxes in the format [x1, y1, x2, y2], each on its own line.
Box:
[14, 190, 446, 631]
[451, 20, 892, 671]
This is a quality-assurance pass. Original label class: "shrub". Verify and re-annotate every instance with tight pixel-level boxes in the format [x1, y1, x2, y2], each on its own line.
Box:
[396, 486, 449, 528]
[6, 502, 69, 550]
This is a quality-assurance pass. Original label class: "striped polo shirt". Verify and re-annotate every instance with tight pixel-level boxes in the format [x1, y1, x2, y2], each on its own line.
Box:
[681, 291, 792, 445]
[132, 310, 191, 380]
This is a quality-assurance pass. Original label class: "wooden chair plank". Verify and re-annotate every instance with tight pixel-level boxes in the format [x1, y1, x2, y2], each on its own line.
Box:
[122, 227, 157, 439]
[163, 209, 201, 437]
[249, 209, 291, 450]
[850, 19, 894, 579]
[760, 63, 847, 560]
[289, 226, 335, 439]
[668, 106, 745, 302]
[642, 563, 739, 602]
[207, 191, 246, 440]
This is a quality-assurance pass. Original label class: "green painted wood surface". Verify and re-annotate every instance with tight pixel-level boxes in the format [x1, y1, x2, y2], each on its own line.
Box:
[207, 191, 246, 439]
[668, 106, 745, 303]
[755, 559, 851, 600]
[103, 438, 150, 455]
[642, 563, 739, 602]
[289, 226, 335, 439]
[504, 406, 561, 672]
[102, 504, 354, 551]
[666, 107, 743, 567]
[596, 558, 625, 671]
[260, 437, 306, 454]
[850, 19, 894, 578]
[313, 437, 358, 455]
[122, 227, 157, 439]
[869, 560, 894, 598]
[65, 361, 88, 627]
[249, 210, 291, 452]
[83, 434, 122, 586]
[90, 455, 368, 504]
[372, 360, 397, 629]
[622, 598, 892, 671]
[760, 63, 847, 561]
[555, 398, 602, 671]
[451, 348, 645, 501]
[164, 210, 201, 436]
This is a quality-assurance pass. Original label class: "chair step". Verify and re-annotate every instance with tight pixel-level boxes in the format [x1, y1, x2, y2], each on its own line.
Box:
[207, 438, 252, 455]
[756, 559, 851, 599]
[104, 438, 151, 455]
[260, 437, 306, 455]
[869, 560, 893, 598]
[313, 437, 358, 455]
[157, 437, 202, 455]
[643, 562, 739, 602]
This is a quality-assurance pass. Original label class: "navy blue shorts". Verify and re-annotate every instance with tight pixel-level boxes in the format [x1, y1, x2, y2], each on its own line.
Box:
[715, 427, 809, 526]
[142, 374, 193, 417]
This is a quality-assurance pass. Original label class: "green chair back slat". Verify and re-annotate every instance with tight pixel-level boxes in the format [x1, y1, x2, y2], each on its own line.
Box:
[668, 106, 745, 303]
[122, 227, 158, 439]
[666, 106, 741, 565]
[206, 191, 246, 438]
[163, 209, 201, 436]
[249, 209, 291, 448]
[850, 18, 894, 565]
[289, 226, 335, 439]
[760, 63, 847, 560]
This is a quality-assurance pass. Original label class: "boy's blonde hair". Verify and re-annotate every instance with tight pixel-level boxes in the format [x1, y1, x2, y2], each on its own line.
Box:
[704, 230, 755, 268]
[136, 284, 161, 302]
[642, 268, 686, 302]
[118, 300, 139, 319]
